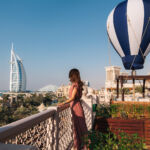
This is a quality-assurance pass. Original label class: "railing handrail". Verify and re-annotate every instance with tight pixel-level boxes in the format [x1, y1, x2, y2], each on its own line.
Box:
[0, 108, 56, 142]
[57, 103, 70, 112]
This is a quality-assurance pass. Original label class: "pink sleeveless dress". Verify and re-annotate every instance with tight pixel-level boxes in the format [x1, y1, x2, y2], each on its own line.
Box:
[69, 83, 88, 150]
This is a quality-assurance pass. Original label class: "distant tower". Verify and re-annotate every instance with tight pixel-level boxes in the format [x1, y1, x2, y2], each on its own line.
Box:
[10, 43, 26, 92]
[105, 66, 121, 92]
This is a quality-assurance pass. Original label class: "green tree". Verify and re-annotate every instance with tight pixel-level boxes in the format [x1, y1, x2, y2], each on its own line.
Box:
[13, 105, 38, 121]
[57, 96, 67, 103]
[135, 86, 143, 94]
[2, 94, 9, 100]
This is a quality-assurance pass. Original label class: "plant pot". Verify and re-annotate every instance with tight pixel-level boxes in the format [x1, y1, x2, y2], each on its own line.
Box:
[94, 117, 150, 146]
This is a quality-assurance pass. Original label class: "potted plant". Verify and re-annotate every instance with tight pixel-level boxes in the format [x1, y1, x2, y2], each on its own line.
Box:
[94, 102, 150, 146]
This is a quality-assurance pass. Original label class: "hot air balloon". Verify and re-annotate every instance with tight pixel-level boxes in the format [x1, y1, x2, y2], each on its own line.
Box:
[107, 0, 150, 71]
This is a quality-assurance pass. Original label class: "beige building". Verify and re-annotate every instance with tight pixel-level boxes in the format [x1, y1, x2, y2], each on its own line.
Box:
[105, 66, 144, 93]
[105, 66, 121, 91]
[56, 84, 71, 98]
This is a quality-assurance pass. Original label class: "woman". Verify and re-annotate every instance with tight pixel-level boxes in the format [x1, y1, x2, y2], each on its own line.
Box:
[58, 68, 88, 150]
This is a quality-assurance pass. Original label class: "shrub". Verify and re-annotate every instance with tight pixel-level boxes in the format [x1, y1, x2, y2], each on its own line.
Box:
[82, 130, 147, 150]
[96, 104, 111, 118]
[96, 102, 150, 119]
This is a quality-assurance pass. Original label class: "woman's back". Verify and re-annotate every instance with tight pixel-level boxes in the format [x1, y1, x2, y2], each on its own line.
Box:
[69, 82, 82, 100]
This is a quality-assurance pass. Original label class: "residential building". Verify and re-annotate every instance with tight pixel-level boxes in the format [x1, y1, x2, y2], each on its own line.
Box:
[56, 84, 71, 98]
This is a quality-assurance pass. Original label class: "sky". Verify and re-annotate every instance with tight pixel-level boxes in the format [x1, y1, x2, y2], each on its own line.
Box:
[0, 0, 150, 91]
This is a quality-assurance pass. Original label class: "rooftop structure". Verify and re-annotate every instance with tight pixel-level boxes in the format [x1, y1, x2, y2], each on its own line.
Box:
[105, 66, 142, 91]
[10, 44, 26, 92]
[38, 85, 58, 92]
[105, 66, 150, 102]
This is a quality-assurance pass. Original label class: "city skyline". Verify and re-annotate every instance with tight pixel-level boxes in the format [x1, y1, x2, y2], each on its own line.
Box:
[1, 0, 150, 91]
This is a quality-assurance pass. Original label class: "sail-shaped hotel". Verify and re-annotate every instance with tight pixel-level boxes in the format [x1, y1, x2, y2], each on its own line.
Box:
[10, 44, 26, 92]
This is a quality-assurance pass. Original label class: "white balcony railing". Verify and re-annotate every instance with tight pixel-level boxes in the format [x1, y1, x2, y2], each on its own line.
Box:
[0, 98, 93, 150]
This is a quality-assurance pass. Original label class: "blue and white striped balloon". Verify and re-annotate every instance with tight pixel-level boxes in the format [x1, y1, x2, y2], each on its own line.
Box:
[107, 0, 150, 70]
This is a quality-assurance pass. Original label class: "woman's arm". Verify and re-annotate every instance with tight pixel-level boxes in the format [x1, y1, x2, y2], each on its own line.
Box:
[58, 87, 77, 106]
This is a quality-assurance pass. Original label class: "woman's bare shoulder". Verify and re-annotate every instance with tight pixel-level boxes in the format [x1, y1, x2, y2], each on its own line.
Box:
[72, 82, 78, 88]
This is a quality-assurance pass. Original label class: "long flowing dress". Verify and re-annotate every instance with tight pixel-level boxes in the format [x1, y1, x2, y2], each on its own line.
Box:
[69, 82, 88, 150]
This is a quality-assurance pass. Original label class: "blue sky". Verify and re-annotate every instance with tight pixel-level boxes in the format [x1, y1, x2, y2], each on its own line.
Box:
[0, 0, 150, 90]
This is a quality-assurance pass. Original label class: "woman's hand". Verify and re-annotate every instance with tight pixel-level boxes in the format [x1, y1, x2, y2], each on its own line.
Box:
[57, 102, 65, 107]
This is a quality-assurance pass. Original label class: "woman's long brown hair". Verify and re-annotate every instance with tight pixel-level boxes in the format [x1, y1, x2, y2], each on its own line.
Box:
[69, 68, 83, 91]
